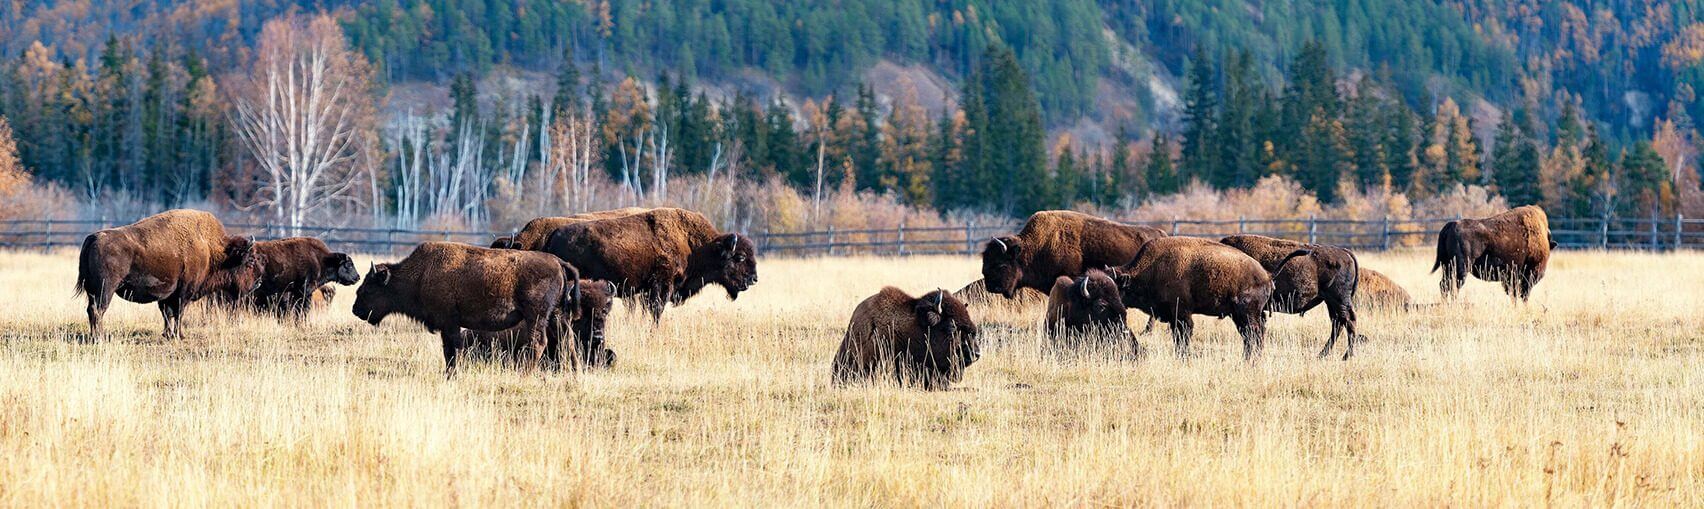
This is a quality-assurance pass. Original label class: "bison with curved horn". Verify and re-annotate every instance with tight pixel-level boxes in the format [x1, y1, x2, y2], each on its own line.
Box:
[1109, 237, 1273, 361]
[832, 288, 980, 390]
[1044, 269, 1138, 351]
[75, 209, 266, 339]
[980, 210, 1166, 299]
[1433, 205, 1555, 301]
[541, 208, 757, 323]
[352, 242, 581, 377]
[1220, 234, 1362, 360]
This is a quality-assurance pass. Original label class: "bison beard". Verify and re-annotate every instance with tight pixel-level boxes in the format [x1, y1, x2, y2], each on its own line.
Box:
[1044, 269, 1139, 353]
[351, 242, 582, 377]
[1220, 234, 1364, 360]
[831, 288, 980, 390]
[1111, 237, 1273, 361]
[1433, 205, 1555, 301]
[541, 208, 757, 323]
[75, 209, 266, 339]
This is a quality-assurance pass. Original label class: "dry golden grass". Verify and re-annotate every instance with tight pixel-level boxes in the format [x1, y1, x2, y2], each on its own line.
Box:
[1, 248, 1699, 507]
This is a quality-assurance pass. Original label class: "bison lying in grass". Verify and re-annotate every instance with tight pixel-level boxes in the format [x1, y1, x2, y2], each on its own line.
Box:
[832, 288, 980, 390]
[1220, 234, 1363, 360]
[76, 209, 265, 339]
[542, 208, 757, 323]
[1355, 267, 1411, 310]
[1044, 269, 1138, 352]
[1110, 237, 1273, 361]
[352, 242, 581, 377]
[1434, 205, 1555, 301]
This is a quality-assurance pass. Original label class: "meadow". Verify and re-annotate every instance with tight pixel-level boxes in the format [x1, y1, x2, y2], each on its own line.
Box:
[0, 248, 1699, 507]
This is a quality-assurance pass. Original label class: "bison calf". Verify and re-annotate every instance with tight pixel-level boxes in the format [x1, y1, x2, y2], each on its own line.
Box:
[352, 242, 581, 377]
[1220, 234, 1362, 360]
[1355, 268, 1411, 310]
[1434, 205, 1555, 301]
[1111, 237, 1273, 361]
[243, 237, 360, 318]
[832, 288, 980, 390]
[467, 279, 617, 369]
[1044, 269, 1138, 351]
[76, 209, 266, 339]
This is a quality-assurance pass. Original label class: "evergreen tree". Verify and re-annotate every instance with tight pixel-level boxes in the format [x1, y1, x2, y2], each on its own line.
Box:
[975, 44, 1048, 215]
[1108, 124, 1140, 204]
[1617, 141, 1672, 217]
[1178, 47, 1218, 186]
[1052, 143, 1080, 208]
[1215, 49, 1258, 188]
[1146, 134, 1181, 195]
[852, 83, 883, 191]
[1491, 111, 1543, 206]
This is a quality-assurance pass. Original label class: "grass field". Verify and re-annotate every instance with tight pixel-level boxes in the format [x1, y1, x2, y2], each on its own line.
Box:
[0, 248, 1699, 506]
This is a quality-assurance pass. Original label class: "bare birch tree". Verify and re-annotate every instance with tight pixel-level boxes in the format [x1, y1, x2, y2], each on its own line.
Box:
[228, 15, 378, 232]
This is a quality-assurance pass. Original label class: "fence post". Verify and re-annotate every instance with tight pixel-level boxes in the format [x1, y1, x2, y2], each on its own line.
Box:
[1676, 213, 1684, 250]
[43, 220, 52, 249]
[827, 226, 836, 257]
[965, 222, 975, 254]
[1238, 216, 1245, 234]
[1308, 215, 1317, 244]
[1170, 218, 1178, 235]
[1600, 217, 1609, 249]
[386, 228, 397, 255]
[1381, 215, 1391, 251]
[1650, 217, 1659, 250]
[896, 220, 906, 256]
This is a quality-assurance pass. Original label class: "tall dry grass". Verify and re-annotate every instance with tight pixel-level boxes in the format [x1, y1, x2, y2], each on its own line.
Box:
[0, 249, 1699, 506]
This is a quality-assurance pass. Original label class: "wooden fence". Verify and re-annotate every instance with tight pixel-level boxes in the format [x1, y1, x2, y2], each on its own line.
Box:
[3, 214, 1700, 256]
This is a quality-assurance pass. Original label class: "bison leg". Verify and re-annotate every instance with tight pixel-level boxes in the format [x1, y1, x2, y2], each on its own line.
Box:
[85, 285, 115, 340]
[1232, 308, 1265, 362]
[440, 328, 466, 379]
[1332, 298, 1359, 360]
[1169, 315, 1194, 359]
[1439, 261, 1467, 300]
[519, 319, 550, 373]
[158, 294, 186, 340]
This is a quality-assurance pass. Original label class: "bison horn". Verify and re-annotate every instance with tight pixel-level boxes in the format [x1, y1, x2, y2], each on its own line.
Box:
[1079, 278, 1091, 298]
[993, 237, 1008, 252]
[934, 291, 945, 314]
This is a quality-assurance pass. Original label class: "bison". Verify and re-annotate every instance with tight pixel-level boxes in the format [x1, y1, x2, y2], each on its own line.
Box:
[1044, 269, 1137, 349]
[541, 207, 756, 322]
[1355, 268, 1411, 310]
[1434, 205, 1555, 301]
[466, 279, 618, 369]
[981, 210, 1166, 299]
[242, 237, 360, 318]
[1109, 237, 1273, 361]
[351, 242, 582, 376]
[308, 285, 338, 309]
[75, 209, 266, 339]
[1220, 234, 1362, 359]
[831, 288, 980, 390]
[497, 207, 652, 251]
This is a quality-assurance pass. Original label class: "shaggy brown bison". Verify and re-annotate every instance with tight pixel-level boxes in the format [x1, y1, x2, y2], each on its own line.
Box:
[242, 237, 360, 317]
[497, 207, 651, 250]
[75, 209, 265, 339]
[981, 210, 1166, 299]
[1044, 269, 1137, 348]
[466, 279, 617, 369]
[831, 288, 980, 390]
[1110, 237, 1273, 361]
[1434, 205, 1555, 301]
[541, 208, 757, 322]
[1220, 234, 1362, 359]
[352, 242, 581, 376]
[1355, 268, 1411, 310]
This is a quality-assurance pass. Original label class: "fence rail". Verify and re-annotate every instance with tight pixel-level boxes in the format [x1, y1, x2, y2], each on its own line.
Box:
[2, 214, 1699, 256]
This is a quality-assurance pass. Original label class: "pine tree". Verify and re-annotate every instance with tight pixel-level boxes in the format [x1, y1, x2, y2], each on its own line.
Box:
[1146, 134, 1181, 195]
[1178, 47, 1219, 186]
[852, 83, 883, 192]
[977, 44, 1048, 215]
[1618, 141, 1673, 217]
[1052, 141, 1081, 208]
[1491, 110, 1543, 206]
[1108, 124, 1140, 204]
[1215, 49, 1258, 188]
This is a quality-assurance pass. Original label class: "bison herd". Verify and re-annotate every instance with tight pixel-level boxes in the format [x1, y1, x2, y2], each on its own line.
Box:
[73, 205, 1556, 388]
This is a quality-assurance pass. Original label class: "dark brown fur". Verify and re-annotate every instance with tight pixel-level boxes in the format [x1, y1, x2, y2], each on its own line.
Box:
[1044, 269, 1137, 349]
[981, 210, 1166, 298]
[831, 288, 980, 390]
[499, 207, 651, 250]
[351, 242, 581, 377]
[1433, 205, 1554, 301]
[75, 209, 265, 339]
[238, 237, 360, 318]
[541, 208, 757, 323]
[1220, 234, 1362, 359]
[1110, 237, 1273, 361]
[1355, 268, 1411, 310]
[466, 279, 617, 369]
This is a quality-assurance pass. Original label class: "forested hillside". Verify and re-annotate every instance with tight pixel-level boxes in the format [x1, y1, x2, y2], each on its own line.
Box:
[1, 0, 1700, 228]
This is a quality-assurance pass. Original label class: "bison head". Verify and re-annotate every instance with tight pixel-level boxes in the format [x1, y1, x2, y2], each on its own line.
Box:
[1058, 269, 1128, 332]
[323, 252, 361, 286]
[575, 280, 616, 367]
[708, 233, 759, 299]
[352, 263, 399, 325]
[980, 236, 1025, 298]
[907, 290, 981, 386]
[490, 236, 518, 249]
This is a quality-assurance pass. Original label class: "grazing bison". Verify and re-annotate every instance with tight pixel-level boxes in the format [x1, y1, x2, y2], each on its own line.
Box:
[498, 207, 652, 251]
[467, 279, 618, 369]
[75, 209, 266, 339]
[981, 210, 1166, 299]
[831, 288, 980, 390]
[541, 208, 757, 322]
[1044, 269, 1137, 349]
[243, 237, 360, 317]
[1109, 237, 1273, 361]
[1434, 205, 1555, 301]
[1355, 268, 1411, 310]
[1220, 234, 1362, 359]
[351, 242, 581, 376]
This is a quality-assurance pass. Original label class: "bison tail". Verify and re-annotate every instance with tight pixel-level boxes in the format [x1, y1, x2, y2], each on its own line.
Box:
[557, 260, 581, 313]
[74, 233, 102, 298]
[1432, 221, 1461, 274]
[1274, 249, 1312, 274]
